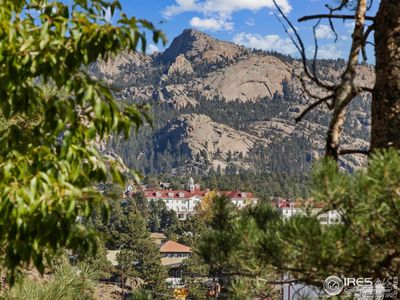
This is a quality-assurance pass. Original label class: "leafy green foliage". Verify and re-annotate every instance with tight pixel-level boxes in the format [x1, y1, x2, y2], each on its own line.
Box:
[0, 0, 165, 279]
[196, 150, 400, 296]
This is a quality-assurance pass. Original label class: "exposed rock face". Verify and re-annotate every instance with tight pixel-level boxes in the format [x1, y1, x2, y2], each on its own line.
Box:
[204, 54, 291, 102]
[167, 54, 194, 76]
[89, 51, 152, 85]
[161, 29, 246, 65]
[158, 85, 198, 109]
[91, 28, 375, 174]
[157, 114, 266, 170]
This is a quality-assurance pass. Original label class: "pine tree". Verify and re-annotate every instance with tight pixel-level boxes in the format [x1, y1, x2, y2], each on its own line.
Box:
[197, 150, 400, 297]
[114, 206, 169, 295]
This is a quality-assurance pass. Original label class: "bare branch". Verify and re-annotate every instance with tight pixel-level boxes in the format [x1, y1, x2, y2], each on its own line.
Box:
[326, 0, 350, 12]
[312, 20, 321, 80]
[328, 16, 339, 42]
[363, 23, 376, 41]
[367, 0, 374, 11]
[366, 41, 375, 47]
[297, 74, 333, 104]
[361, 46, 368, 63]
[298, 14, 375, 23]
[296, 94, 334, 123]
[338, 149, 370, 155]
[326, 0, 368, 159]
[360, 86, 373, 93]
[272, 0, 335, 92]
[361, 23, 376, 61]
[274, 0, 371, 161]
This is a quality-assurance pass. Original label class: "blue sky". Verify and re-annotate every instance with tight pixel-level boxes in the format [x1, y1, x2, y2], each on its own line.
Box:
[117, 0, 377, 61]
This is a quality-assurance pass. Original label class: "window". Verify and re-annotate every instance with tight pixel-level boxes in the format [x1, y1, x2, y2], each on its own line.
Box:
[179, 192, 185, 198]
[156, 192, 161, 197]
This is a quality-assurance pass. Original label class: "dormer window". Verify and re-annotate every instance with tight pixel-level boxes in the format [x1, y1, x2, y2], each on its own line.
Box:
[156, 191, 162, 197]
[168, 192, 174, 197]
[241, 192, 247, 198]
[179, 192, 185, 198]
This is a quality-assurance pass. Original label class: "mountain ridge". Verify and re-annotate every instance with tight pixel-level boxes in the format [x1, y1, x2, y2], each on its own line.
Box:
[92, 29, 373, 175]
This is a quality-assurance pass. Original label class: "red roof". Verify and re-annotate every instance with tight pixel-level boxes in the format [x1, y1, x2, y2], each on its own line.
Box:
[159, 240, 191, 253]
[144, 190, 208, 199]
[144, 190, 253, 200]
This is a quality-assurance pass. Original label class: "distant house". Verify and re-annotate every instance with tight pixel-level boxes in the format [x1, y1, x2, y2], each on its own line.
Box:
[159, 240, 192, 288]
[106, 239, 192, 288]
[160, 240, 191, 259]
[276, 199, 341, 225]
[143, 178, 258, 220]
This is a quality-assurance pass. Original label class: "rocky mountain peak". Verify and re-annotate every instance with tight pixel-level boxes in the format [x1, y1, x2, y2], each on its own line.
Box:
[161, 28, 246, 65]
[92, 29, 373, 174]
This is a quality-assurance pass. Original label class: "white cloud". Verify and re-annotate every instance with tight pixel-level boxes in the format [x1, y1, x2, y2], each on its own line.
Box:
[190, 16, 233, 31]
[163, 0, 292, 30]
[233, 32, 297, 55]
[163, 0, 199, 18]
[344, 20, 355, 32]
[147, 44, 160, 54]
[315, 24, 334, 39]
[164, 0, 292, 17]
[317, 44, 343, 59]
[246, 18, 255, 26]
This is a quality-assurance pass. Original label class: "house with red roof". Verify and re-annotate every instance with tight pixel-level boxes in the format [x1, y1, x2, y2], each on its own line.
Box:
[159, 240, 192, 288]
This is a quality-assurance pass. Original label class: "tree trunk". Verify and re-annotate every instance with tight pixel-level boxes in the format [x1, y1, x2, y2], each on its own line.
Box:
[326, 0, 367, 159]
[371, 0, 400, 150]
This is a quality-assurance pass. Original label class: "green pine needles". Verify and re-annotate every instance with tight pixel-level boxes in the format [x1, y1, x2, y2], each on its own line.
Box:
[197, 149, 400, 297]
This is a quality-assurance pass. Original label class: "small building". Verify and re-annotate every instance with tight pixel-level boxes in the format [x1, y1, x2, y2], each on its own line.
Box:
[276, 199, 341, 225]
[159, 240, 192, 287]
[160, 240, 191, 260]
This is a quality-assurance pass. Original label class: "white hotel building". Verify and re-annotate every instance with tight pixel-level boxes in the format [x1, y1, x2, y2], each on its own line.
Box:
[143, 178, 257, 220]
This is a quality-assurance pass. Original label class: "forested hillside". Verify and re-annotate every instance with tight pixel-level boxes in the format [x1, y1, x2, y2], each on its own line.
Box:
[91, 29, 373, 178]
